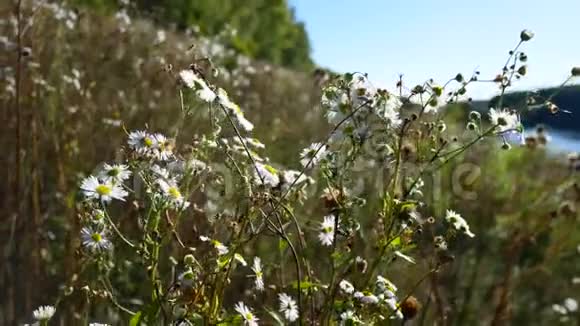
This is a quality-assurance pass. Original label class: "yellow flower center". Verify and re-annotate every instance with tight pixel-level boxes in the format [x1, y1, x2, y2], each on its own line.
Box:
[95, 184, 111, 196]
[144, 136, 154, 147]
[168, 187, 181, 199]
[245, 313, 254, 320]
[91, 233, 102, 242]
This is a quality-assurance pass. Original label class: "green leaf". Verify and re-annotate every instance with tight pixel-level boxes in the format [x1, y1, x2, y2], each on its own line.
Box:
[265, 308, 285, 326]
[129, 311, 142, 326]
[278, 238, 288, 252]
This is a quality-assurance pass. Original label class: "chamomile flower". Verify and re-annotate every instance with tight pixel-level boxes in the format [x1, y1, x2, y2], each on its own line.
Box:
[81, 227, 112, 252]
[280, 170, 311, 191]
[128, 130, 156, 156]
[564, 298, 578, 312]
[488, 108, 520, 133]
[251, 257, 264, 291]
[376, 94, 402, 127]
[376, 276, 398, 296]
[151, 164, 171, 180]
[157, 179, 190, 210]
[340, 310, 361, 324]
[254, 163, 279, 187]
[445, 210, 475, 238]
[278, 293, 299, 322]
[217, 88, 254, 131]
[153, 133, 173, 161]
[319, 214, 336, 246]
[80, 176, 128, 203]
[300, 142, 327, 168]
[200, 236, 229, 255]
[234, 302, 259, 326]
[179, 70, 216, 102]
[354, 291, 379, 304]
[339, 280, 355, 295]
[33, 305, 55, 321]
[99, 163, 131, 184]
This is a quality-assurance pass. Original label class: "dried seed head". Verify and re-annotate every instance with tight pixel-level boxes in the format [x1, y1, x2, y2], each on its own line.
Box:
[401, 296, 421, 320]
[468, 111, 481, 121]
[525, 136, 537, 149]
[466, 122, 477, 131]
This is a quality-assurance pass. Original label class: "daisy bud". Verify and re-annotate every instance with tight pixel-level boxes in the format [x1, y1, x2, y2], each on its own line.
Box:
[184, 254, 195, 266]
[455, 73, 464, 82]
[501, 142, 511, 150]
[466, 122, 477, 131]
[468, 111, 481, 121]
[401, 296, 421, 320]
[520, 29, 534, 42]
[538, 134, 548, 145]
[437, 121, 446, 132]
[517, 65, 527, 76]
[525, 136, 537, 149]
[571, 67, 580, 77]
[546, 101, 559, 114]
[21, 47, 31, 57]
[432, 85, 443, 96]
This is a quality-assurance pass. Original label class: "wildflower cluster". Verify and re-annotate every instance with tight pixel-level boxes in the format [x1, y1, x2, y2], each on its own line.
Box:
[16, 21, 580, 326]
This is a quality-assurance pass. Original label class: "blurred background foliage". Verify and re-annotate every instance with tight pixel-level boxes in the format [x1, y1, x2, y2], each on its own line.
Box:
[1, 0, 579, 325]
[70, 0, 313, 70]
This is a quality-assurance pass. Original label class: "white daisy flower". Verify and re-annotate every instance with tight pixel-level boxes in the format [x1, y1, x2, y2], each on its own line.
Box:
[178, 269, 196, 289]
[234, 253, 248, 267]
[251, 257, 264, 291]
[564, 298, 578, 312]
[81, 227, 112, 252]
[232, 137, 265, 150]
[322, 86, 349, 125]
[340, 310, 361, 324]
[488, 108, 520, 133]
[354, 291, 379, 304]
[200, 236, 229, 255]
[445, 210, 475, 238]
[151, 164, 171, 180]
[376, 95, 402, 127]
[280, 170, 311, 191]
[553, 304, 568, 315]
[376, 276, 398, 295]
[217, 88, 254, 131]
[80, 176, 128, 203]
[153, 133, 173, 161]
[350, 74, 376, 106]
[299, 142, 327, 168]
[157, 179, 190, 210]
[179, 70, 216, 103]
[234, 302, 259, 326]
[254, 163, 279, 187]
[319, 214, 336, 246]
[278, 293, 299, 322]
[99, 163, 131, 184]
[33, 305, 55, 321]
[128, 130, 157, 156]
[339, 280, 355, 295]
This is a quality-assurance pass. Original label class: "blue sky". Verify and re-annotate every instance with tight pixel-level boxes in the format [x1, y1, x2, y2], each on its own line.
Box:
[289, 0, 580, 99]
